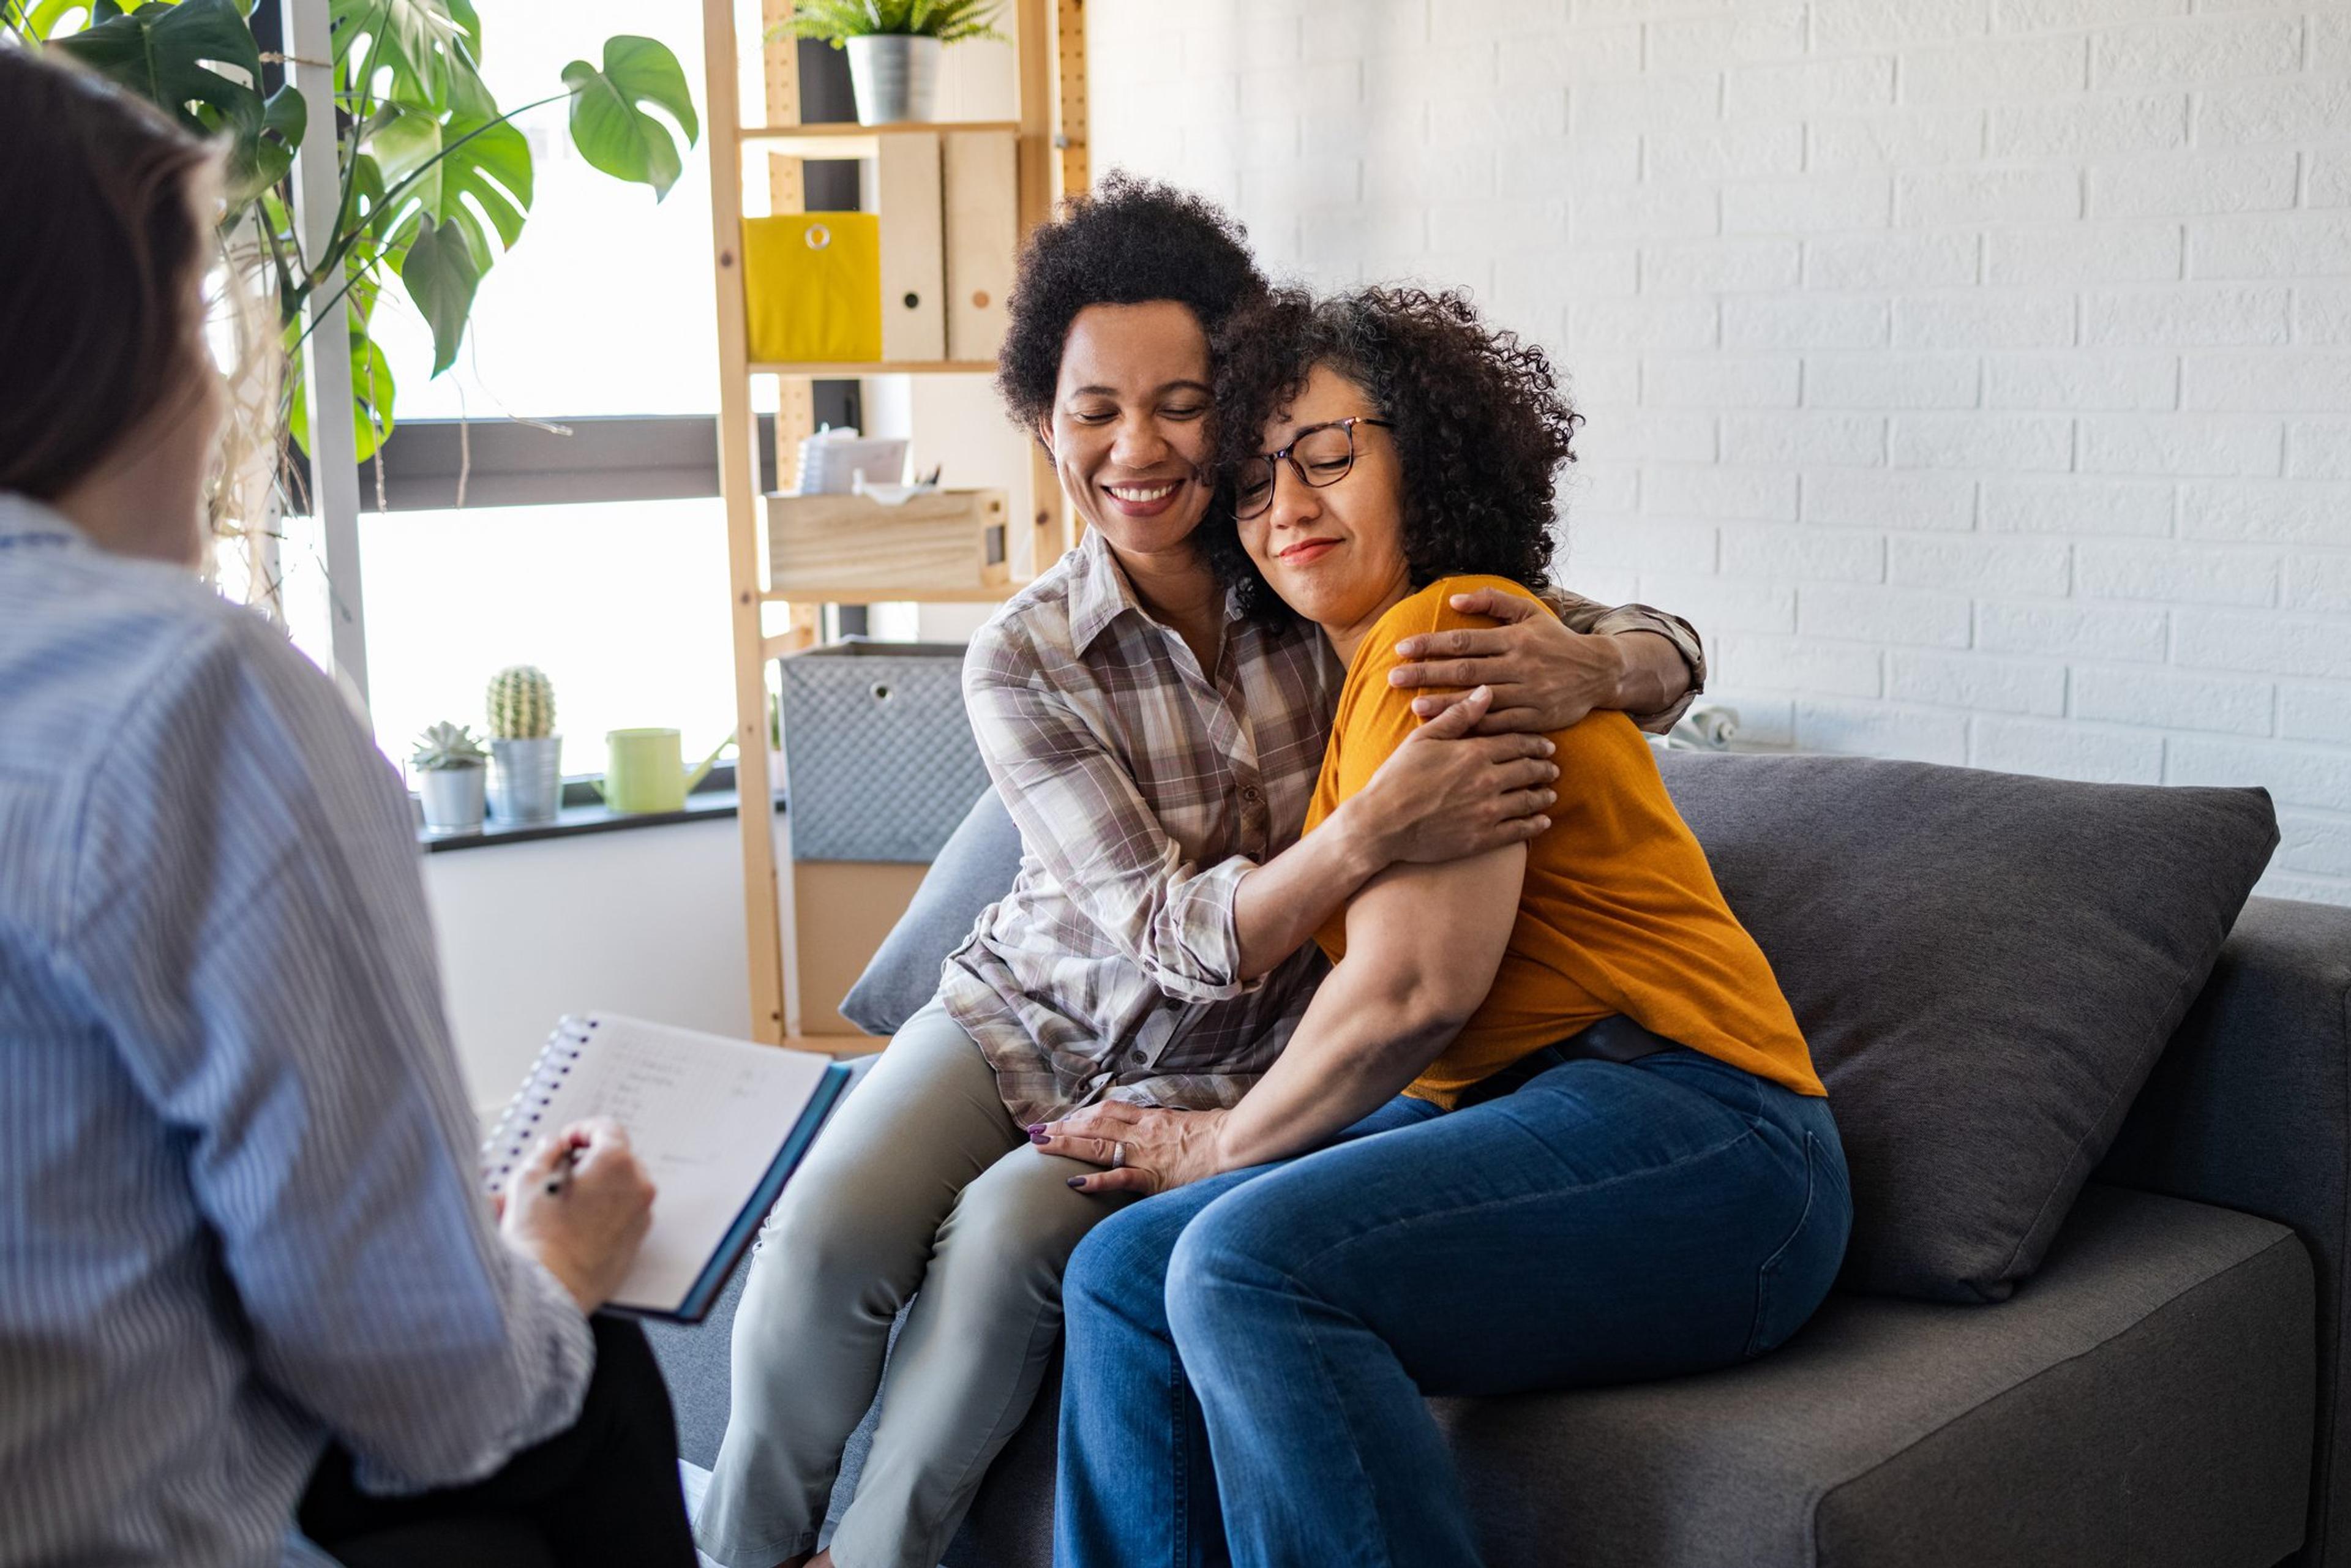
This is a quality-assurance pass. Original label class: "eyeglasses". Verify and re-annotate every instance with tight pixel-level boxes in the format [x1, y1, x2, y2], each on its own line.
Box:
[1232, 417, 1395, 520]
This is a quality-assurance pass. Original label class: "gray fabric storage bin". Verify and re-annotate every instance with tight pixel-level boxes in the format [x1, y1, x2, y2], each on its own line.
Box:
[775, 639, 988, 862]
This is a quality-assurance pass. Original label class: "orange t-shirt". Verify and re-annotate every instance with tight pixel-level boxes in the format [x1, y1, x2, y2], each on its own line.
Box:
[1303, 576, 1824, 1109]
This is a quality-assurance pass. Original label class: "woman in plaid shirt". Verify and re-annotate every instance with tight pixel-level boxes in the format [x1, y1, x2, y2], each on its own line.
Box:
[695, 176, 1704, 1568]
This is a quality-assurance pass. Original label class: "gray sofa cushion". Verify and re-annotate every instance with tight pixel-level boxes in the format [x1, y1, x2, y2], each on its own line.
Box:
[1654, 753, 2276, 1303]
[839, 790, 1025, 1036]
[1439, 1187, 2312, 1568]
[933, 1187, 2312, 1568]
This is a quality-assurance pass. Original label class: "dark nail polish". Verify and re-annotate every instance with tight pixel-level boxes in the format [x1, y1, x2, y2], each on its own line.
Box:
[1029, 1129, 1049, 1144]
[1067, 1176, 1086, 1189]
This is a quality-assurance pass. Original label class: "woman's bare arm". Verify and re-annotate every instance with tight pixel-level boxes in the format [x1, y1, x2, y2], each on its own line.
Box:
[1218, 843, 1524, 1166]
[1041, 842, 1525, 1191]
[1229, 686, 1555, 981]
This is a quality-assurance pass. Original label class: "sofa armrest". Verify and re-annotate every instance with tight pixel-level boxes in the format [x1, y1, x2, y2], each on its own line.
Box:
[2098, 893, 2351, 1567]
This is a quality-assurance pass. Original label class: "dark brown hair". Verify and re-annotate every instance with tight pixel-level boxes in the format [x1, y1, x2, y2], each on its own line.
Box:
[1205, 286, 1581, 623]
[0, 48, 220, 500]
[996, 171, 1267, 436]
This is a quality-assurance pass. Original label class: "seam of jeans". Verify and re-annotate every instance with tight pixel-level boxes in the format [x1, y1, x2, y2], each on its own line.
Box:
[1269, 1115, 1766, 1283]
[1744, 1130, 1821, 1360]
[1284, 1282, 1413, 1568]
[1169, 1335, 1194, 1568]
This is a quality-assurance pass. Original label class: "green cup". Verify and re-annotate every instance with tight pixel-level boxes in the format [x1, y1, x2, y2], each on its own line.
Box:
[601, 727, 726, 814]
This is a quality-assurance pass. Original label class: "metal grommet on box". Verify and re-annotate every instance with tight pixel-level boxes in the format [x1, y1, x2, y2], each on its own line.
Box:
[804, 222, 831, 250]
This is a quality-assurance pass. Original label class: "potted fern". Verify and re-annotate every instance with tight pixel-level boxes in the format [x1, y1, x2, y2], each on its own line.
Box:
[785, 1, 1007, 125]
[413, 722, 490, 833]
[486, 665, 563, 823]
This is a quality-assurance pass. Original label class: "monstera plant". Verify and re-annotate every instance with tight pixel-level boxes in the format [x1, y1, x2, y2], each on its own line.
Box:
[8, 0, 699, 463]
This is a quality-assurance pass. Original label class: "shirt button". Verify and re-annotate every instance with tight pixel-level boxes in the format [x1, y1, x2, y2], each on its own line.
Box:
[1241, 786, 1262, 804]
[1128, 1048, 1148, 1065]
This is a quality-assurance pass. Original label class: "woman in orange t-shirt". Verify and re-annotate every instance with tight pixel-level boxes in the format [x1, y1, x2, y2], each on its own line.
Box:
[1037, 287, 1851, 1568]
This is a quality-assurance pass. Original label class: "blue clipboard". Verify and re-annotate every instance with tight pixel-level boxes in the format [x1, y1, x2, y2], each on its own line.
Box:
[610, 1060, 853, 1326]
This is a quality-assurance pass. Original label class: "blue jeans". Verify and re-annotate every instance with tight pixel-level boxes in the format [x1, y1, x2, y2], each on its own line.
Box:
[1054, 1047, 1851, 1568]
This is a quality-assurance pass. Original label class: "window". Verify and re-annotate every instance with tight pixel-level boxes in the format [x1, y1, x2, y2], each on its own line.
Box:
[309, 500, 739, 771]
[276, 0, 820, 778]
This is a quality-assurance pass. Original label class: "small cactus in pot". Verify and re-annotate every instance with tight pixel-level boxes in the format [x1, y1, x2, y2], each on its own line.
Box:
[489, 664, 557, 740]
[412, 722, 489, 833]
[486, 664, 564, 823]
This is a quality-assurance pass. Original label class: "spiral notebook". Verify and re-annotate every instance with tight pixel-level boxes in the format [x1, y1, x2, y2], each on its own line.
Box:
[481, 1014, 852, 1322]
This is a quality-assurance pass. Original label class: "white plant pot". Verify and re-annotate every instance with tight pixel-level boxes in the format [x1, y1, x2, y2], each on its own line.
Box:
[491, 735, 564, 823]
[846, 34, 941, 124]
[418, 764, 487, 833]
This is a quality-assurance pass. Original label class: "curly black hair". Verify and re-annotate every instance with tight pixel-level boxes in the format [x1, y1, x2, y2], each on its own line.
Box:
[1204, 287, 1581, 624]
[995, 171, 1267, 436]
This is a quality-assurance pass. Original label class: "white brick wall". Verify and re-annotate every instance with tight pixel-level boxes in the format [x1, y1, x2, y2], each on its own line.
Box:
[1088, 0, 2351, 907]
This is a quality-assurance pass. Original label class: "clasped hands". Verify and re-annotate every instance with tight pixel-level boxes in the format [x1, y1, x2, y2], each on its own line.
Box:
[1029, 1103, 1232, 1198]
[1386, 585, 1635, 733]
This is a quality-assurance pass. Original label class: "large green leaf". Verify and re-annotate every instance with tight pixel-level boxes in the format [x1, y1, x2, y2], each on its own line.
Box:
[289, 331, 397, 462]
[329, 0, 462, 105]
[561, 36, 698, 201]
[398, 217, 482, 376]
[368, 104, 532, 266]
[53, 0, 264, 140]
[222, 83, 307, 209]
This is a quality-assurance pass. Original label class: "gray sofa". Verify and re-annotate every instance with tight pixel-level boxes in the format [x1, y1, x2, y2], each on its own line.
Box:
[653, 753, 2351, 1568]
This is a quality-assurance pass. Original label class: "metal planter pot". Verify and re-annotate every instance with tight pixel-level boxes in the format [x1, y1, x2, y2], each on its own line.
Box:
[418, 764, 487, 833]
[845, 34, 941, 124]
[491, 735, 564, 823]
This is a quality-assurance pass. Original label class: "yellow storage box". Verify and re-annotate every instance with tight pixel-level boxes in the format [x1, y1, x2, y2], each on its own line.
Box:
[743, 212, 882, 364]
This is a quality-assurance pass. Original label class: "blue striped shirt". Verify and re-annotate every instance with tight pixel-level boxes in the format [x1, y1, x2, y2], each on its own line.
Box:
[0, 495, 594, 1566]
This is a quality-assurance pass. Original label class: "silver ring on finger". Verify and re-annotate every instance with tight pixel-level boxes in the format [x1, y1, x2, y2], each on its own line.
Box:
[1112, 1141, 1128, 1171]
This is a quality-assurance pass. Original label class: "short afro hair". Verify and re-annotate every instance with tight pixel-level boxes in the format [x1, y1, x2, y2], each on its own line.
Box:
[996, 171, 1267, 436]
[1204, 286, 1581, 624]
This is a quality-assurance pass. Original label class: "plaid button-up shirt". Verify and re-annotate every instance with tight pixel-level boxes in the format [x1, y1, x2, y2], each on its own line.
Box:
[942, 527, 1705, 1127]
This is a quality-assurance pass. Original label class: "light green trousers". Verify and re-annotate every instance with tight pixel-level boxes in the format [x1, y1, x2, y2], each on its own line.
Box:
[694, 1000, 1126, 1568]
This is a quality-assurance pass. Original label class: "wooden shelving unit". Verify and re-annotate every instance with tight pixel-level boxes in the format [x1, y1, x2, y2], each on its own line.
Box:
[701, 0, 1088, 1042]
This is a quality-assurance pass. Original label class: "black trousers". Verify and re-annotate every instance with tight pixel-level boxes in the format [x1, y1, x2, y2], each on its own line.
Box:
[299, 1314, 697, 1568]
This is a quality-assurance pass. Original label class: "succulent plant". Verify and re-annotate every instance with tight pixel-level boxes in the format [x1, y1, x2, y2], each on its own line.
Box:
[412, 721, 489, 771]
[486, 664, 557, 740]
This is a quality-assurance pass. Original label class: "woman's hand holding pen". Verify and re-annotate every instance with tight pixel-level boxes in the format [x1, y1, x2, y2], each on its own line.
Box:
[500, 1117, 656, 1314]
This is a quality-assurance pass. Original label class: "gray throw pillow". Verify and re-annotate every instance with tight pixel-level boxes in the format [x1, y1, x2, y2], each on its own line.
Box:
[1655, 752, 2278, 1304]
[839, 789, 1024, 1037]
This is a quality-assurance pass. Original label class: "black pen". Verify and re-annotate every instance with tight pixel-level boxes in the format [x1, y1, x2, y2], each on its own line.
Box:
[544, 1144, 579, 1198]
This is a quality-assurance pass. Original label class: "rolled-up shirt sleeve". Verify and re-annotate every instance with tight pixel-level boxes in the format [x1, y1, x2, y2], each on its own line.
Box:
[68, 618, 594, 1491]
[1552, 590, 1708, 733]
[964, 642, 1254, 1003]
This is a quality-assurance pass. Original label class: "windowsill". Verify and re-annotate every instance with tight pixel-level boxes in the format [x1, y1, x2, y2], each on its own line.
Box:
[416, 765, 784, 853]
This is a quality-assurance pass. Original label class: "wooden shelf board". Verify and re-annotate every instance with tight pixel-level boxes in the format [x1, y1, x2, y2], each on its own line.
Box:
[751, 359, 997, 377]
[760, 585, 1016, 605]
[740, 119, 1021, 156]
